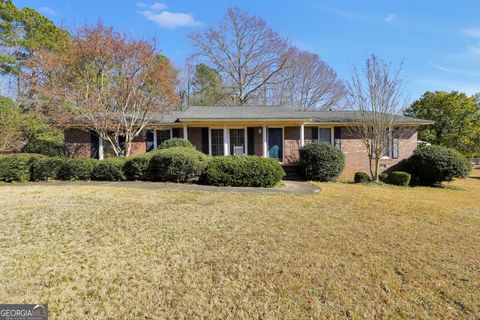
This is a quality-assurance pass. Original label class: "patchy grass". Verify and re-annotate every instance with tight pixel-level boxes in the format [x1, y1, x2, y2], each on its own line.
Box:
[0, 169, 479, 319]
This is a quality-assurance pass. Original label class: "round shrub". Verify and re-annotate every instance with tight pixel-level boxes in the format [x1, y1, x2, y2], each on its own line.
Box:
[30, 157, 65, 181]
[147, 147, 207, 182]
[205, 156, 285, 188]
[387, 171, 411, 186]
[354, 172, 370, 183]
[299, 142, 345, 181]
[0, 154, 35, 182]
[91, 158, 126, 181]
[379, 173, 389, 183]
[57, 158, 97, 181]
[406, 145, 471, 185]
[158, 138, 193, 149]
[123, 156, 150, 180]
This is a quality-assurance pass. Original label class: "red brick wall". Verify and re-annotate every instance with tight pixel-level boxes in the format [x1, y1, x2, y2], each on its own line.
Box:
[252, 127, 263, 157]
[65, 129, 91, 158]
[340, 126, 418, 179]
[284, 126, 300, 164]
[129, 132, 147, 156]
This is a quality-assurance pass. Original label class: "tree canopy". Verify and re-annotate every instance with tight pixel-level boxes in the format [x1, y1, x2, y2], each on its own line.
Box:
[0, 0, 68, 75]
[405, 91, 480, 157]
[191, 63, 226, 105]
[26, 22, 179, 156]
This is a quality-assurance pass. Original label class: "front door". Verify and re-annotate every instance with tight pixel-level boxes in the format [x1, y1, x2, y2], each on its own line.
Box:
[268, 128, 283, 160]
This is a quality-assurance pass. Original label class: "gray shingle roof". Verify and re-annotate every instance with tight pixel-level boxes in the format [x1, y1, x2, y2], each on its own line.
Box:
[148, 106, 433, 125]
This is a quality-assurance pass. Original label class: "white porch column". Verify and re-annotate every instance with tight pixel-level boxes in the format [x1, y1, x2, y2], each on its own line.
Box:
[300, 124, 305, 147]
[183, 125, 188, 140]
[153, 130, 158, 149]
[223, 124, 229, 156]
[262, 125, 267, 158]
[98, 136, 104, 160]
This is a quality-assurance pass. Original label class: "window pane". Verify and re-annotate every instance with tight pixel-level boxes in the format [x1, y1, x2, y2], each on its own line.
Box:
[392, 138, 399, 159]
[230, 129, 245, 156]
[211, 129, 224, 156]
[157, 130, 171, 145]
[146, 130, 154, 152]
[318, 128, 331, 144]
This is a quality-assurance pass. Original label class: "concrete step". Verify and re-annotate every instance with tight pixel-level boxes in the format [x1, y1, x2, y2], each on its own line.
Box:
[281, 165, 304, 181]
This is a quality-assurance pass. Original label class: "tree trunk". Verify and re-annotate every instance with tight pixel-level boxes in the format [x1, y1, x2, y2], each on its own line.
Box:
[125, 139, 132, 157]
[374, 158, 380, 182]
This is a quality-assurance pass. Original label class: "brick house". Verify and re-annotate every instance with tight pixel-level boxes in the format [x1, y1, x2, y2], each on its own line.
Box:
[64, 106, 432, 178]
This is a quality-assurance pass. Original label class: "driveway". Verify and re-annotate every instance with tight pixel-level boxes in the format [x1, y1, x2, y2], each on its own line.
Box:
[0, 180, 320, 195]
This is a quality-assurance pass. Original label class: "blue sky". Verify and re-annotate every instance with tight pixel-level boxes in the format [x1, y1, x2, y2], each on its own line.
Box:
[16, 0, 480, 100]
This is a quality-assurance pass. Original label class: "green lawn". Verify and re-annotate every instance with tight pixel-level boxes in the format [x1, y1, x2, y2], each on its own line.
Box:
[0, 169, 479, 319]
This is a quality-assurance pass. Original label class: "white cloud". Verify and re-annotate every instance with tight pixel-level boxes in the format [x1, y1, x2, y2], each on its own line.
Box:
[140, 10, 202, 28]
[136, 2, 147, 7]
[38, 6, 57, 16]
[384, 14, 395, 23]
[430, 63, 480, 78]
[150, 2, 167, 11]
[138, 3, 202, 29]
[462, 27, 480, 38]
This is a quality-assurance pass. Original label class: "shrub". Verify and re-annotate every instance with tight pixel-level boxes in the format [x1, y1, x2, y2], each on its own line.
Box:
[299, 142, 345, 181]
[22, 139, 65, 157]
[30, 157, 65, 181]
[91, 158, 126, 181]
[0, 154, 34, 182]
[387, 171, 411, 186]
[204, 156, 285, 188]
[379, 173, 389, 183]
[124, 156, 150, 180]
[354, 172, 370, 183]
[57, 158, 97, 181]
[147, 147, 207, 182]
[158, 138, 193, 150]
[406, 145, 472, 186]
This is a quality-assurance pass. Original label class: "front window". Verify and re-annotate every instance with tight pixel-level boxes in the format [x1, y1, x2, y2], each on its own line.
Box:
[230, 129, 245, 156]
[318, 128, 332, 144]
[211, 129, 224, 156]
[146, 131, 154, 152]
[157, 129, 171, 145]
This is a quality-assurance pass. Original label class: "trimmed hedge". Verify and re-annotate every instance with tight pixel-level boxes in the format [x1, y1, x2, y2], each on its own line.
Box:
[354, 172, 370, 183]
[30, 157, 65, 181]
[299, 142, 345, 181]
[57, 158, 97, 181]
[205, 156, 285, 187]
[387, 171, 411, 186]
[124, 156, 150, 181]
[0, 154, 35, 182]
[147, 147, 208, 182]
[406, 145, 471, 185]
[158, 138, 193, 149]
[91, 158, 126, 181]
[379, 173, 389, 183]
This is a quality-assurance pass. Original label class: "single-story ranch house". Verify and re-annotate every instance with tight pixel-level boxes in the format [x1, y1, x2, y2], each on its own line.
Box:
[65, 106, 433, 178]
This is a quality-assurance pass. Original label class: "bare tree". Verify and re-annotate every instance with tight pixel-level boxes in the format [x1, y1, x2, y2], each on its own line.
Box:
[189, 7, 289, 105]
[26, 22, 180, 156]
[177, 61, 194, 109]
[347, 54, 407, 182]
[285, 49, 346, 110]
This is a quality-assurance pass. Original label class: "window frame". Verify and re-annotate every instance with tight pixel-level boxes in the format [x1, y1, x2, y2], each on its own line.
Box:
[209, 128, 224, 156]
[229, 128, 246, 156]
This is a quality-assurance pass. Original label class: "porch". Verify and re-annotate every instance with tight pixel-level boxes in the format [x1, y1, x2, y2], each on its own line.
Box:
[145, 122, 339, 164]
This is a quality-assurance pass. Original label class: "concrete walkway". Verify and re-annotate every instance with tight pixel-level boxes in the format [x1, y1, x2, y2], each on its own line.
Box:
[0, 180, 320, 195]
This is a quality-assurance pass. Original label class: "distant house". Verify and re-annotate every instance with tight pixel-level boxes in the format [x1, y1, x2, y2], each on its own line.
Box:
[64, 106, 433, 178]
